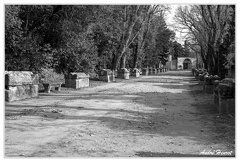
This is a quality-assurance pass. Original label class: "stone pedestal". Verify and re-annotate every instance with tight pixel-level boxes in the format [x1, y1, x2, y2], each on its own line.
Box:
[142, 68, 148, 76]
[160, 68, 163, 73]
[5, 71, 39, 102]
[117, 68, 129, 79]
[99, 69, 115, 82]
[130, 68, 140, 77]
[65, 72, 89, 89]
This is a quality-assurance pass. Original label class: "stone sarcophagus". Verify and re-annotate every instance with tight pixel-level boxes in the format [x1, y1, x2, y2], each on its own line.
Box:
[65, 72, 89, 89]
[142, 68, 148, 75]
[5, 71, 39, 102]
[99, 69, 115, 82]
[117, 68, 129, 79]
[213, 78, 235, 115]
[130, 68, 140, 77]
[148, 68, 153, 75]
[152, 68, 157, 74]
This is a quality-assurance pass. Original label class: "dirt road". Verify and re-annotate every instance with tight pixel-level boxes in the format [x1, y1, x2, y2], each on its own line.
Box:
[5, 70, 235, 157]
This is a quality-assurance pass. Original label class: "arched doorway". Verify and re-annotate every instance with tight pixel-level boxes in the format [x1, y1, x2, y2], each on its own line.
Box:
[183, 59, 192, 69]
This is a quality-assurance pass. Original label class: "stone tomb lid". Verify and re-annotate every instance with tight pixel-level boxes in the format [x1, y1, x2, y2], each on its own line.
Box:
[5, 71, 33, 86]
[99, 69, 113, 76]
[65, 72, 89, 79]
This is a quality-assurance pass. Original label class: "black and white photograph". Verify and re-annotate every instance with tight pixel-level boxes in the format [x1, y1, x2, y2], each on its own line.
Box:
[3, 0, 236, 158]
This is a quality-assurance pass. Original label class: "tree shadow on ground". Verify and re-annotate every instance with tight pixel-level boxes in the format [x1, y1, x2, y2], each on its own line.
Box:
[5, 89, 235, 150]
[5, 70, 235, 154]
[135, 151, 234, 157]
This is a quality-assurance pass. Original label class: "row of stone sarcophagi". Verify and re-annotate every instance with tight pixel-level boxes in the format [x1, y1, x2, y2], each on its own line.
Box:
[192, 68, 235, 114]
[98, 67, 169, 82]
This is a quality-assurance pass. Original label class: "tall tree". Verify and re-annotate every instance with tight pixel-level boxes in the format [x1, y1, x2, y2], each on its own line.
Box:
[175, 5, 231, 75]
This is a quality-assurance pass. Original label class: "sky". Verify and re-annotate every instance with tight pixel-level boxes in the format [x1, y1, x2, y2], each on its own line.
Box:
[165, 5, 186, 44]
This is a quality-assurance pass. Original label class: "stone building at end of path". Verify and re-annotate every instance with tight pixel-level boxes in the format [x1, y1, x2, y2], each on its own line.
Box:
[166, 55, 198, 70]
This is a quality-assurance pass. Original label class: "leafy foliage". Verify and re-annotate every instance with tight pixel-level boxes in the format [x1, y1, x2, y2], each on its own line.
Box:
[5, 5, 175, 74]
[169, 41, 185, 60]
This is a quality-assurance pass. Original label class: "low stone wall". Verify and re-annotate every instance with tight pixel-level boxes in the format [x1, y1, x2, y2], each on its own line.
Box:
[212, 78, 235, 115]
[65, 72, 89, 89]
[5, 71, 39, 102]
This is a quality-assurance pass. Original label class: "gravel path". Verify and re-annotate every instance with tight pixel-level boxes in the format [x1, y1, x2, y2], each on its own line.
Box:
[5, 70, 235, 157]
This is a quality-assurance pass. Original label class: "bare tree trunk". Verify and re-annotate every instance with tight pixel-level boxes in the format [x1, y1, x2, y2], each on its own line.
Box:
[132, 43, 138, 68]
[120, 53, 127, 68]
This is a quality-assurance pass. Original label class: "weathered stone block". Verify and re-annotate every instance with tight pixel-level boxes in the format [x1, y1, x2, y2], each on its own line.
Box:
[65, 72, 89, 89]
[117, 68, 129, 79]
[5, 71, 33, 86]
[130, 68, 140, 77]
[204, 84, 213, 94]
[199, 72, 208, 81]
[204, 75, 212, 85]
[5, 85, 38, 102]
[218, 83, 234, 99]
[65, 78, 89, 89]
[142, 68, 148, 75]
[218, 98, 235, 115]
[148, 68, 153, 75]
[99, 69, 115, 82]
[213, 78, 235, 115]
[152, 68, 157, 74]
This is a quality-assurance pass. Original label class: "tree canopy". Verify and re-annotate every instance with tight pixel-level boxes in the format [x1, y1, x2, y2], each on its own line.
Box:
[5, 5, 234, 77]
[174, 5, 235, 77]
